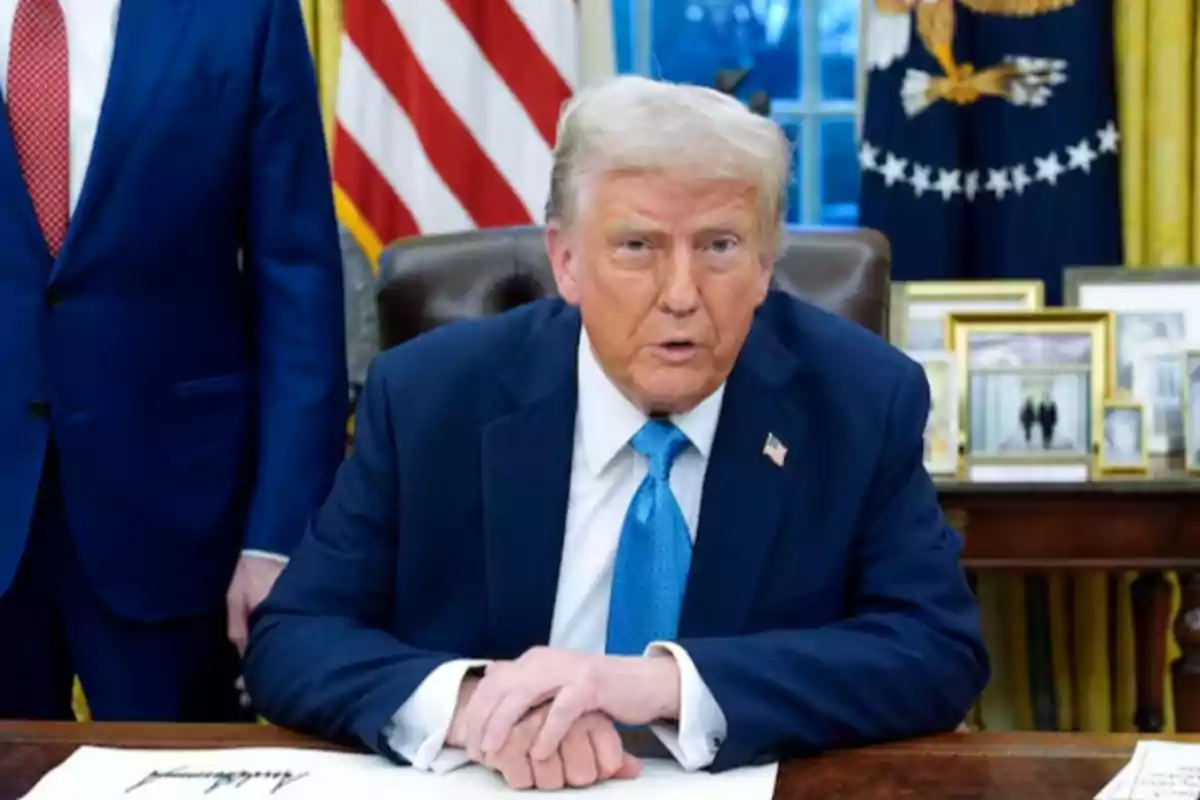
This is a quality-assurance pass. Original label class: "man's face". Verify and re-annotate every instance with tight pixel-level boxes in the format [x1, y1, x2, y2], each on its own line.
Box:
[548, 170, 773, 414]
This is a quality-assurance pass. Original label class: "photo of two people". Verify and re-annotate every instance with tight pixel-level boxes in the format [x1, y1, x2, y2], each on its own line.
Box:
[1018, 394, 1058, 450]
[967, 331, 1093, 459]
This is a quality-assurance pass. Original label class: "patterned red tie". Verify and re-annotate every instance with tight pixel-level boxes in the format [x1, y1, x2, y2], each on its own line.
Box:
[7, 0, 68, 257]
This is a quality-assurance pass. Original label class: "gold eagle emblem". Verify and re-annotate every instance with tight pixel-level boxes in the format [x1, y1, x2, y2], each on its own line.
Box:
[866, 0, 1076, 114]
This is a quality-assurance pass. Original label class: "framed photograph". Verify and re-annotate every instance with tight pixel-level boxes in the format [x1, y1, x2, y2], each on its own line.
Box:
[1185, 350, 1200, 474]
[1063, 267, 1200, 454]
[947, 310, 1113, 482]
[890, 281, 1045, 352]
[912, 351, 959, 476]
[1129, 338, 1186, 454]
[1099, 400, 1149, 475]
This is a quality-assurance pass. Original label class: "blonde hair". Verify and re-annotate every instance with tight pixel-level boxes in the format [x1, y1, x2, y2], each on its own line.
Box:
[545, 75, 792, 252]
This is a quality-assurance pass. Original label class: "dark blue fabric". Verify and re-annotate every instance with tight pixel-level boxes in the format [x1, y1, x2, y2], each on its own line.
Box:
[0, 0, 347, 621]
[859, 1, 1122, 304]
[245, 294, 989, 769]
[0, 450, 248, 721]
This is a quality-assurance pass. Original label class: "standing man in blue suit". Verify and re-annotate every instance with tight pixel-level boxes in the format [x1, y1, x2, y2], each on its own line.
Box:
[0, 0, 346, 721]
[247, 76, 987, 790]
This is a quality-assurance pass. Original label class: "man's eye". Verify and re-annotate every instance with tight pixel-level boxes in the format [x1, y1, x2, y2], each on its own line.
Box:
[708, 237, 739, 253]
[618, 239, 650, 252]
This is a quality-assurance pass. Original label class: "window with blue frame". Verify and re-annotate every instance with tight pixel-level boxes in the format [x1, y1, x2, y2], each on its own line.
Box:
[611, 0, 860, 226]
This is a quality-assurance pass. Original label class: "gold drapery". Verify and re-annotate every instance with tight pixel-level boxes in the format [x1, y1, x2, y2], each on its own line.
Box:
[300, 0, 343, 148]
[1108, 0, 1199, 736]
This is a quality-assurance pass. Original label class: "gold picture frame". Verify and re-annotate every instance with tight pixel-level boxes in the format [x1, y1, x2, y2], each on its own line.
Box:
[1184, 350, 1200, 475]
[889, 280, 1045, 352]
[1098, 399, 1149, 476]
[947, 309, 1114, 481]
[912, 351, 958, 476]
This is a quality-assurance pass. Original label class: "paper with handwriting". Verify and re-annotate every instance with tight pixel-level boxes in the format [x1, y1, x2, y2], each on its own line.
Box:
[1095, 741, 1200, 800]
[22, 746, 778, 799]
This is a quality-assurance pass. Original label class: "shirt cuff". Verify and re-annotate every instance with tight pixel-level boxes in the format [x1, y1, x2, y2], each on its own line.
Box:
[644, 641, 727, 771]
[240, 549, 290, 564]
[381, 658, 489, 774]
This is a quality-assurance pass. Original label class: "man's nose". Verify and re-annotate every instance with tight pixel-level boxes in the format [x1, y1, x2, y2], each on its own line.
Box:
[659, 248, 700, 316]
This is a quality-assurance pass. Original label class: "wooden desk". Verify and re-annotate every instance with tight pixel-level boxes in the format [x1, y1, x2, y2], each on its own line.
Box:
[0, 723, 1166, 799]
[941, 476, 1200, 732]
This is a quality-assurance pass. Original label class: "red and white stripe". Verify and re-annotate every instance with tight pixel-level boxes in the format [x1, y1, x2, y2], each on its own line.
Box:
[333, 0, 579, 259]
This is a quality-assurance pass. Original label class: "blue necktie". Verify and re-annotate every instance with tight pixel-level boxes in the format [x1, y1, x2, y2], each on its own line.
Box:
[606, 419, 692, 656]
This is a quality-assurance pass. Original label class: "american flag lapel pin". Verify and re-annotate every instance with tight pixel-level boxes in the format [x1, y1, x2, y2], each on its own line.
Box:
[762, 433, 787, 467]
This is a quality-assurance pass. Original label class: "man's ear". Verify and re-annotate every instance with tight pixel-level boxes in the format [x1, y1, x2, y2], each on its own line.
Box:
[545, 222, 581, 305]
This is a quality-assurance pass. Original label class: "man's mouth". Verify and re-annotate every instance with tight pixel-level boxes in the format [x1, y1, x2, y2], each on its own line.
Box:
[654, 340, 700, 361]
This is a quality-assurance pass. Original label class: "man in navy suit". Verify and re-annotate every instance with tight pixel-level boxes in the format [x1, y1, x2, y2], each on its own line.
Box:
[0, 0, 346, 721]
[246, 76, 986, 790]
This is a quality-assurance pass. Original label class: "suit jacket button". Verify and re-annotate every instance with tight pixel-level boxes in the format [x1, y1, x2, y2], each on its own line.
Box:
[45, 287, 62, 307]
[28, 400, 50, 420]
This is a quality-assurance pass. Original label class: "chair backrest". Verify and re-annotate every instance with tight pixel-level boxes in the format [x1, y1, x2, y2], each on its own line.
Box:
[376, 225, 890, 349]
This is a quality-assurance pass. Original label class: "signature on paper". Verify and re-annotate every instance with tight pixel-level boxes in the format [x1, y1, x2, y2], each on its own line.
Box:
[125, 766, 309, 795]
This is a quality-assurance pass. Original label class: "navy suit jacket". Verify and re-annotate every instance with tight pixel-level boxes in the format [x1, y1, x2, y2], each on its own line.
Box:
[0, 0, 347, 620]
[246, 293, 988, 771]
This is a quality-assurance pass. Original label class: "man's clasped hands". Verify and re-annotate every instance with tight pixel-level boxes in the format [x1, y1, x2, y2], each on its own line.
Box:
[446, 647, 683, 790]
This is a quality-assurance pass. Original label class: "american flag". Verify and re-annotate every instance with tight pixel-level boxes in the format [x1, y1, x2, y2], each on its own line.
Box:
[333, 0, 589, 264]
[763, 432, 788, 468]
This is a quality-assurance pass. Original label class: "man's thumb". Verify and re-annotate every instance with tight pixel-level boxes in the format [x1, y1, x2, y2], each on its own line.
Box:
[615, 754, 642, 779]
[226, 595, 249, 656]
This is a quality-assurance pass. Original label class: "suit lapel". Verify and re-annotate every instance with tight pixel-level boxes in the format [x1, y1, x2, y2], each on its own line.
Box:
[481, 304, 581, 657]
[680, 318, 811, 638]
[56, 0, 195, 276]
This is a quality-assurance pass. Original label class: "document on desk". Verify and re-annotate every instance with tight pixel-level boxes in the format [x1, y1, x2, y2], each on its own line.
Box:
[1095, 741, 1200, 799]
[22, 745, 778, 799]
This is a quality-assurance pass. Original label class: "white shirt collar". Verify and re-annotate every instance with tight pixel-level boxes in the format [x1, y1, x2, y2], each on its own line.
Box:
[576, 327, 725, 476]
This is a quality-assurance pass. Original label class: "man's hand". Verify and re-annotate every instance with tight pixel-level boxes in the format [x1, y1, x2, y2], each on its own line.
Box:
[455, 647, 681, 765]
[226, 555, 286, 656]
[456, 701, 640, 790]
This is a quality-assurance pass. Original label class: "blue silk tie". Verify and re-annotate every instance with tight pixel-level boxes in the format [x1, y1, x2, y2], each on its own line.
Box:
[605, 419, 692, 656]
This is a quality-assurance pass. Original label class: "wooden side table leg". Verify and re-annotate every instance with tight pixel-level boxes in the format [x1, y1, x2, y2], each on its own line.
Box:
[1132, 571, 1169, 732]
[1172, 573, 1200, 732]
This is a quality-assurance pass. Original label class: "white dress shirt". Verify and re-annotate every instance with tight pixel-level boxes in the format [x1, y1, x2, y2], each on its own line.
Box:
[386, 330, 729, 773]
[0, 0, 286, 564]
[0, 0, 120, 213]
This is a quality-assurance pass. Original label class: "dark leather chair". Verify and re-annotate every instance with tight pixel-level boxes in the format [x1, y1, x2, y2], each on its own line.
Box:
[375, 226, 890, 349]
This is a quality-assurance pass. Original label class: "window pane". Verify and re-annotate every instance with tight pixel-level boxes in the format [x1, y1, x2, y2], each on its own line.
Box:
[819, 117, 859, 224]
[818, 0, 858, 101]
[649, 0, 801, 101]
[778, 119, 802, 225]
[611, 0, 638, 74]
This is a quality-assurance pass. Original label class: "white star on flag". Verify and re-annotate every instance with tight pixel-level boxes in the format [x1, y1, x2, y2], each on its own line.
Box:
[985, 168, 1010, 200]
[934, 169, 961, 201]
[880, 153, 908, 187]
[1034, 153, 1065, 186]
[1011, 164, 1032, 195]
[964, 170, 979, 201]
[1097, 121, 1119, 153]
[1066, 138, 1097, 173]
[859, 142, 880, 171]
[910, 164, 932, 197]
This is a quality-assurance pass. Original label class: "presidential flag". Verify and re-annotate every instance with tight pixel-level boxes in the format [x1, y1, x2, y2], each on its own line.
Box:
[858, 0, 1122, 305]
